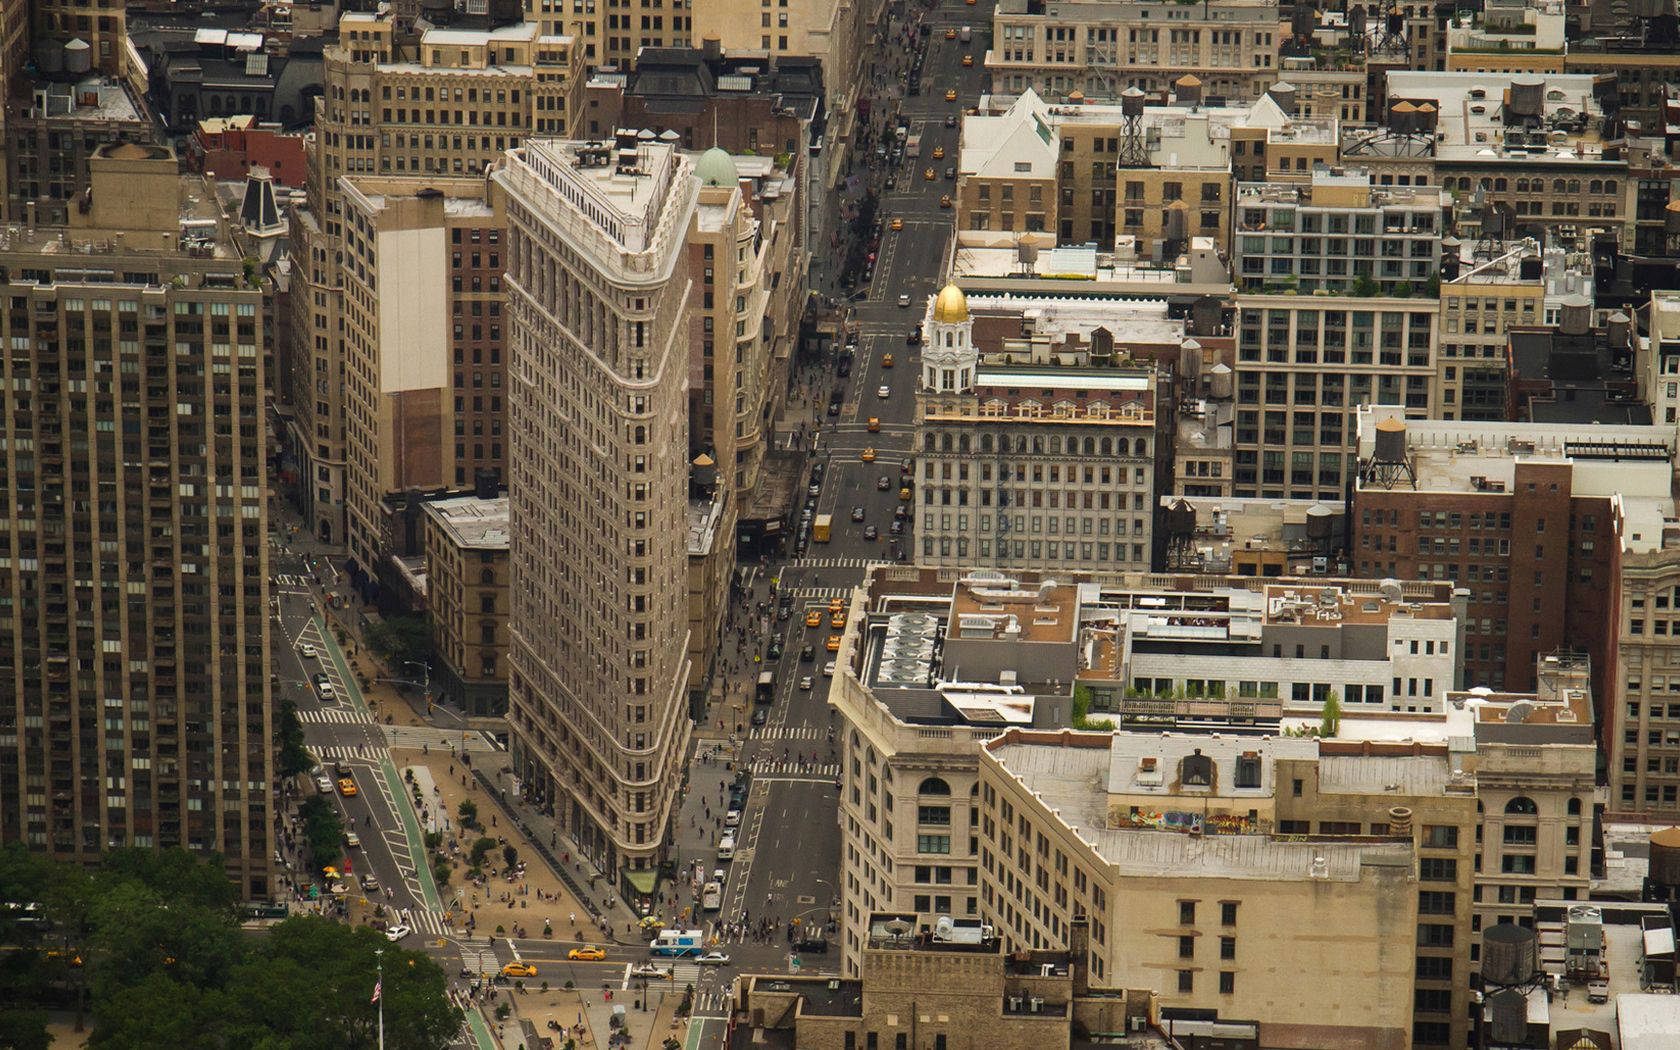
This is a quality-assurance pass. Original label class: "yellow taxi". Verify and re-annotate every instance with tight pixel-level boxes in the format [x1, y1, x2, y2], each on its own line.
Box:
[568, 946, 606, 962]
[945, 89, 959, 102]
[867, 417, 881, 432]
[826, 634, 843, 652]
[881, 353, 894, 368]
[829, 597, 845, 613]
[899, 486, 913, 501]
[945, 27, 957, 39]
[939, 194, 952, 209]
[831, 610, 848, 629]
[890, 217, 904, 231]
[962, 53, 974, 67]
[924, 166, 936, 181]
[861, 448, 877, 462]
[503, 962, 540, 977]
[338, 777, 358, 797]
[805, 609, 823, 628]
[932, 145, 945, 160]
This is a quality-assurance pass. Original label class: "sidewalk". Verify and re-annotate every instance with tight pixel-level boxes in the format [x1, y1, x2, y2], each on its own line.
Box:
[493, 979, 687, 1050]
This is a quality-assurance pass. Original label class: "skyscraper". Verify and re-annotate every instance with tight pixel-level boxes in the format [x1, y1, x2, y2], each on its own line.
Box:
[494, 136, 696, 888]
[0, 144, 273, 898]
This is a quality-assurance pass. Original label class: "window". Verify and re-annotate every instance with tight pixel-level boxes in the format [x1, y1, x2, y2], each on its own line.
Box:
[1504, 796, 1538, 815]
[917, 835, 951, 854]
[1178, 935, 1194, 959]
[1218, 971, 1234, 995]
[918, 806, 952, 826]
[1419, 858, 1457, 882]
[1177, 970, 1194, 994]
[1234, 754, 1261, 789]
[919, 777, 951, 795]
[1219, 936, 1235, 960]
[1220, 902, 1238, 926]
[1178, 900, 1196, 925]
[1417, 924, 1455, 947]
[1422, 825, 1458, 849]
[1418, 891, 1455, 915]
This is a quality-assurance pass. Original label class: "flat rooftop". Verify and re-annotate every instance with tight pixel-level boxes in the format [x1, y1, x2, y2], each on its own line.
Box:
[927, 292, 1184, 347]
[988, 735, 1416, 880]
[422, 495, 509, 550]
[687, 496, 724, 556]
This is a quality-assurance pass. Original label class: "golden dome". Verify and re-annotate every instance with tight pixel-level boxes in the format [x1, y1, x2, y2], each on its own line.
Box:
[932, 283, 969, 324]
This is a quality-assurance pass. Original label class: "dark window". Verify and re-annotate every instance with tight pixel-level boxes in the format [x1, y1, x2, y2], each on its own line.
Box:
[1179, 900, 1196, 925]
[1178, 935, 1194, 959]
[1220, 902, 1237, 926]
[1218, 971, 1234, 994]
[1177, 970, 1194, 993]
[1234, 754, 1261, 789]
[1180, 750, 1213, 786]
[1220, 936, 1235, 960]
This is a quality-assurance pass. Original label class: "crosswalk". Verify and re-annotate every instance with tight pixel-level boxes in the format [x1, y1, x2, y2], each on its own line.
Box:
[312, 744, 384, 761]
[274, 573, 311, 588]
[411, 908, 453, 937]
[789, 557, 878, 570]
[750, 725, 833, 741]
[297, 707, 379, 726]
[747, 758, 841, 778]
[789, 586, 853, 600]
[459, 936, 500, 976]
[694, 990, 729, 1015]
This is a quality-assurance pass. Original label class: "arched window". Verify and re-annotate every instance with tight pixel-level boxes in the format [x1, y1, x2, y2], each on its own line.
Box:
[1588, 179, 1602, 194]
[958, 434, 970, 454]
[980, 434, 994, 453]
[1100, 437, 1112, 456]
[1505, 796, 1538, 815]
[1083, 437, 1095, 455]
[919, 777, 951, 795]
[1567, 797, 1583, 816]
[1134, 438, 1148, 456]
[1552, 179, 1567, 194]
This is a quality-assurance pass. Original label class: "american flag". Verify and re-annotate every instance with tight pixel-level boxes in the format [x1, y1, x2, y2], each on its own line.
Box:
[371, 979, 381, 1004]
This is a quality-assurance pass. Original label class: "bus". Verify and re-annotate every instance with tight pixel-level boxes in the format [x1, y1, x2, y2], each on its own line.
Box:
[755, 671, 776, 704]
[701, 881, 722, 913]
[650, 929, 707, 957]
[813, 514, 832, 543]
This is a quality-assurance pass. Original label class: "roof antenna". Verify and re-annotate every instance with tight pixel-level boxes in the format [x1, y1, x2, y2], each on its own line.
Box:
[713, 107, 720, 151]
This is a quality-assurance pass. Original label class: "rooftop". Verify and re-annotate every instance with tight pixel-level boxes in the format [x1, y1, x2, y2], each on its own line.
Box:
[928, 291, 1185, 348]
[1384, 70, 1613, 160]
[987, 734, 1416, 879]
[687, 496, 725, 556]
[24, 76, 144, 122]
[422, 495, 509, 550]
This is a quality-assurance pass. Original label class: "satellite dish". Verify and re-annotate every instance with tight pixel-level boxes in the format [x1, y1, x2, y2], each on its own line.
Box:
[884, 919, 913, 940]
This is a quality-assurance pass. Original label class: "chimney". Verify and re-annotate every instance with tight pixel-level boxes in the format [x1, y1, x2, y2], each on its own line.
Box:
[1067, 915, 1090, 997]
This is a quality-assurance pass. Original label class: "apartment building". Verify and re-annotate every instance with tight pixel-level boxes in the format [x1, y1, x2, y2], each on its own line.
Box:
[1443, 0, 1566, 74]
[0, 144, 273, 898]
[1232, 171, 1445, 295]
[1436, 241, 1549, 420]
[987, 0, 1281, 102]
[685, 490, 731, 706]
[283, 7, 583, 548]
[730, 913, 1188, 1050]
[913, 285, 1171, 572]
[337, 176, 508, 579]
[689, 0, 865, 135]
[1351, 406, 1676, 700]
[979, 730, 1439, 1049]
[1645, 290, 1680, 428]
[422, 492, 510, 719]
[1230, 293, 1439, 501]
[1611, 536, 1680, 820]
[495, 136, 695, 895]
[4, 75, 154, 226]
[830, 567, 1466, 976]
[1277, 54, 1369, 123]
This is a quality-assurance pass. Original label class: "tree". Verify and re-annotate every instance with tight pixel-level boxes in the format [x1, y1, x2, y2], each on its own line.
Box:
[457, 800, 478, 829]
[275, 699, 316, 779]
[364, 615, 432, 668]
[470, 837, 496, 869]
[99, 848, 240, 916]
[1320, 689, 1342, 739]
[502, 844, 519, 870]
[298, 796, 347, 871]
[1351, 273, 1379, 297]
[1392, 279, 1415, 299]
[677, 983, 694, 1018]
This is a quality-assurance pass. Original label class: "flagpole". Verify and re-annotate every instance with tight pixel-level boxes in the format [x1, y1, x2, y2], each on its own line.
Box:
[376, 949, 385, 1050]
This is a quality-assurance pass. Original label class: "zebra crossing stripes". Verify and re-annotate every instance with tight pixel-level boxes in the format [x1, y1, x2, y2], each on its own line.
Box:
[694, 990, 729, 1015]
[297, 707, 379, 726]
[274, 573, 311, 588]
[749, 725, 832, 741]
[788, 556, 875, 570]
[790, 586, 853, 600]
[747, 759, 841, 778]
[458, 936, 499, 976]
[311, 744, 383, 761]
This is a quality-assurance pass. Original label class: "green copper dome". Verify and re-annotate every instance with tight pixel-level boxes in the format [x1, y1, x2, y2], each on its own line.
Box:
[695, 147, 739, 188]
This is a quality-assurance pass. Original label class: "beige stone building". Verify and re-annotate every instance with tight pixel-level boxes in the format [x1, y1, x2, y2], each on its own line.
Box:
[987, 0, 1281, 102]
[1610, 538, 1680, 820]
[685, 491, 732, 705]
[0, 144, 274, 898]
[729, 913, 1188, 1050]
[1233, 172, 1444, 295]
[1436, 240, 1547, 420]
[980, 730, 1436, 1049]
[1231, 293, 1438, 501]
[495, 137, 695, 895]
[422, 494, 510, 719]
[690, 0, 867, 135]
[285, 8, 583, 548]
[337, 176, 508, 577]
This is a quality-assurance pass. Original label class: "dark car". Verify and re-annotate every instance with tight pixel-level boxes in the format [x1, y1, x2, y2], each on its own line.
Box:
[828, 396, 843, 416]
[863, 525, 878, 540]
[751, 708, 769, 727]
[944, 114, 957, 128]
[800, 644, 815, 662]
[851, 506, 866, 522]
[837, 356, 852, 378]
[890, 519, 905, 535]
[907, 327, 922, 346]
[945, 166, 956, 180]
[767, 640, 783, 660]
[877, 476, 892, 491]
[793, 934, 829, 954]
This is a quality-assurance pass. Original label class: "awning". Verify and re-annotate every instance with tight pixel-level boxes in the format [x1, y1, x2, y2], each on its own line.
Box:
[623, 869, 657, 895]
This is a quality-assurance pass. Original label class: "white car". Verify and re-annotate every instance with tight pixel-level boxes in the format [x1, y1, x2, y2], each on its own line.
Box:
[799, 675, 814, 690]
[877, 385, 891, 399]
[299, 643, 318, 659]
[712, 868, 726, 883]
[384, 924, 411, 942]
[698, 951, 731, 966]
[345, 831, 361, 849]
[314, 775, 333, 793]
[630, 964, 672, 979]
[897, 294, 911, 308]
[725, 808, 741, 828]
[823, 661, 836, 677]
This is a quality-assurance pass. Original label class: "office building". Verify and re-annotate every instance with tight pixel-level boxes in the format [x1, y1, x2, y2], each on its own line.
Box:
[422, 492, 510, 719]
[1230, 294, 1439, 502]
[495, 136, 696, 895]
[283, 7, 584, 550]
[913, 284, 1171, 572]
[1351, 406, 1675, 699]
[1641, 290, 1680, 428]
[1232, 171, 1445, 295]
[729, 913, 1192, 1050]
[0, 144, 273, 898]
[1443, 0, 1566, 74]
[980, 729, 1451, 1048]
[831, 567, 1466, 977]
[1436, 240, 1552, 420]
[986, 0, 1282, 102]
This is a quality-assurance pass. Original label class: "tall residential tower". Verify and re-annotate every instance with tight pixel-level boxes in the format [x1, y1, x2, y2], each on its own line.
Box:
[495, 136, 696, 888]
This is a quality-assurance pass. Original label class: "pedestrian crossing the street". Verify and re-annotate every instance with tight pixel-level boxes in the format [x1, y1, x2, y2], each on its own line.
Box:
[297, 707, 379, 726]
[458, 936, 500, 977]
[790, 586, 853, 601]
[693, 990, 729, 1016]
[789, 557, 877, 570]
[750, 725, 833, 742]
[312, 744, 383, 762]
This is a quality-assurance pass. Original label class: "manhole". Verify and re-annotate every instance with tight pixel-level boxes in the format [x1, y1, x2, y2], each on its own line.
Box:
[796, 895, 816, 905]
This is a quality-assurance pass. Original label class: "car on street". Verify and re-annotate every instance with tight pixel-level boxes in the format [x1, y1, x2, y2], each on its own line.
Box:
[863, 525, 879, 540]
[836, 356, 851, 378]
[631, 965, 672, 979]
[829, 597, 845, 612]
[890, 217, 904, 231]
[827, 634, 842, 652]
[345, 831, 361, 849]
[963, 53, 973, 66]
[899, 486, 913, 501]
[851, 506, 866, 522]
[569, 946, 607, 961]
[923, 166, 936, 181]
[946, 89, 959, 102]
[877, 385, 891, 399]
[639, 916, 667, 931]
[338, 777, 358, 797]
[502, 962, 540, 978]
[767, 639, 783, 660]
[945, 114, 957, 128]
[868, 417, 881, 432]
[698, 951, 731, 966]
[881, 353, 894, 367]
[945, 167, 956, 180]
[751, 707, 768, 726]
[861, 448, 877, 462]
[725, 808, 741, 828]
[362, 875, 380, 893]
[299, 643, 318, 659]
[906, 327, 922, 345]
[314, 775, 333, 793]
[824, 661, 837, 676]
[877, 475, 892, 490]
[932, 146, 945, 160]
[890, 520, 905, 535]
[805, 609, 823, 627]
[384, 925, 411, 942]
[827, 396, 842, 416]
[895, 504, 909, 521]
[897, 294, 911, 308]
[940, 194, 952, 208]
[831, 610, 848, 628]
[800, 644, 815, 661]
[799, 675, 814, 690]
[945, 26, 956, 38]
